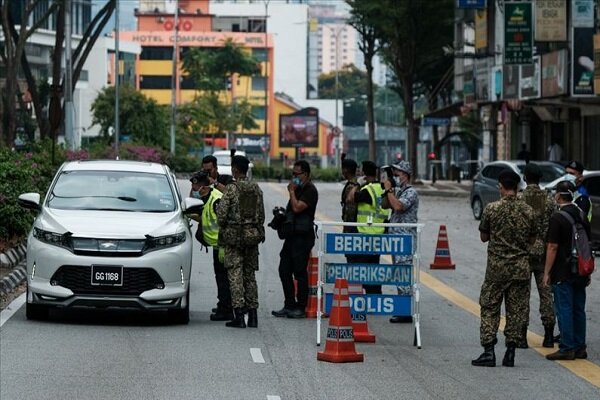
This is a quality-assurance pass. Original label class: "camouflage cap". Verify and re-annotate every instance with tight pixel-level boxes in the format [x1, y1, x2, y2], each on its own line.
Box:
[190, 171, 210, 186]
[391, 160, 412, 176]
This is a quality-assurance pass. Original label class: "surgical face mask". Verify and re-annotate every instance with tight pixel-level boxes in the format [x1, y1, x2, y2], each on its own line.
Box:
[292, 177, 302, 186]
[564, 173, 577, 184]
[191, 191, 200, 199]
[393, 176, 402, 186]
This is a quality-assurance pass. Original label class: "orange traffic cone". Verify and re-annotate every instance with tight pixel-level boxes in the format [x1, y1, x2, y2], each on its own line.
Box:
[348, 283, 376, 343]
[317, 278, 364, 363]
[305, 256, 321, 318]
[430, 224, 455, 269]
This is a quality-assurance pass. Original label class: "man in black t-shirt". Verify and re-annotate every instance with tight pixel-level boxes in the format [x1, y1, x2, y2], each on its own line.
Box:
[543, 180, 591, 361]
[202, 155, 234, 193]
[272, 160, 319, 319]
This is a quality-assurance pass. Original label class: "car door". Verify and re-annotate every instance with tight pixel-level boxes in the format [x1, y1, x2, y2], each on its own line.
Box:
[480, 165, 503, 207]
[582, 174, 600, 248]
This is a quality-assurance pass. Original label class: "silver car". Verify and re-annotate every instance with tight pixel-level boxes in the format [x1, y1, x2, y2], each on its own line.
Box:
[469, 160, 565, 220]
[18, 160, 203, 323]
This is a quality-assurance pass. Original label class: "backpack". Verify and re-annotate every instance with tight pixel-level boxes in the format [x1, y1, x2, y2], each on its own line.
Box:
[559, 210, 595, 277]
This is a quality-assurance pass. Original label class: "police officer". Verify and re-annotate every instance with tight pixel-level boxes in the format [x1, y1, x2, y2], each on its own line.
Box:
[189, 172, 232, 321]
[216, 155, 265, 328]
[353, 161, 390, 294]
[519, 163, 556, 348]
[472, 169, 535, 368]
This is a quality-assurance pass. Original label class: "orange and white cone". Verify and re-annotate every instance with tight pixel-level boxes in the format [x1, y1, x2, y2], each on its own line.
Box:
[305, 256, 321, 318]
[317, 278, 364, 363]
[348, 283, 376, 343]
[430, 224, 455, 269]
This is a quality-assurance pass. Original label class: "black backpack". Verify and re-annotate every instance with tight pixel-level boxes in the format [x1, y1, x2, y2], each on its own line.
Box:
[559, 210, 595, 277]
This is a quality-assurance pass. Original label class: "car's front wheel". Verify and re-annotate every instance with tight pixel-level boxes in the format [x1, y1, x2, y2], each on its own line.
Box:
[168, 288, 190, 325]
[472, 197, 483, 220]
[26, 289, 49, 320]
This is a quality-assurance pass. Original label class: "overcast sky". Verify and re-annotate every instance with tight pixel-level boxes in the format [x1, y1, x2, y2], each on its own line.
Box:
[92, 0, 138, 33]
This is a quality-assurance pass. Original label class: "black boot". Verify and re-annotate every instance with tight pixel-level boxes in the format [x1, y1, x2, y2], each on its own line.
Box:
[472, 345, 496, 367]
[516, 327, 528, 349]
[543, 326, 555, 348]
[502, 345, 515, 367]
[247, 309, 258, 328]
[225, 308, 246, 328]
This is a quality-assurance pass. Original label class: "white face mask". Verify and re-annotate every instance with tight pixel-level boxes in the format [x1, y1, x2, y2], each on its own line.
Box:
[393, 176, 402, 186]
[564, 173, 577, 184]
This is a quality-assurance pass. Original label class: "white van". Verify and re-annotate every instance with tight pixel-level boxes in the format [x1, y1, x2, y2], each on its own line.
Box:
[212, 150, 252, 178]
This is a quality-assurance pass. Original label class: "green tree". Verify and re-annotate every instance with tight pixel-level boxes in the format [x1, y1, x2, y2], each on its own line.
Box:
[182, 38, 260, 149]
[349, 0, 454, 180]
[91, 85, 170, 149]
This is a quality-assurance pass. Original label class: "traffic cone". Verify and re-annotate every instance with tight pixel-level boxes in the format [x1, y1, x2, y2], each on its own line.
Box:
[430, 224, 455, 269]
[317, 278, 364, 363]
[305, 256, 321, 318]
[348, 283, 376, 343]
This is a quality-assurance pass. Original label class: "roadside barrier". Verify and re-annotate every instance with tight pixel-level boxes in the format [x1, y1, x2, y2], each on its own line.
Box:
[305, 256, 320, 318]
[349, 283, 376, 343]
[317, 278, 364, 363]
[430, 224, 455, 270]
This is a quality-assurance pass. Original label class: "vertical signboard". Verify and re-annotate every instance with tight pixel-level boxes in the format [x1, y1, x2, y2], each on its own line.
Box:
[572, 28, 595, 96]
[491, 65, 503, 101]
[542, 50, 569, 97]
[572, 0, 595, 27]
[475, 58, 491, 101]
[503, 65, 520, 99]
[475, 9, 488, 51]
[505, 2, 533, 64]
[594, 35, 600, 95]
[520, 56, 541, 99]
[535, 0, 567, 41]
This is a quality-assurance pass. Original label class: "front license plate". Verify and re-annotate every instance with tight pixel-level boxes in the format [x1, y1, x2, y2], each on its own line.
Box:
[91, 265, 123, 286]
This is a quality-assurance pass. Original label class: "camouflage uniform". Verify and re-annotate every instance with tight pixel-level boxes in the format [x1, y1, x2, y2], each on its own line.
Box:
[216, 178, 265, 310]
[478, 195, 534, 346]
[519, 185, 556, 329]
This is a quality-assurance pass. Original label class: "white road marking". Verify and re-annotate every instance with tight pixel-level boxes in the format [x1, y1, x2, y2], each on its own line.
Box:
[250, 347, 265, 363]
[267, 396, 281, 400]
[0, 292, 26, 328]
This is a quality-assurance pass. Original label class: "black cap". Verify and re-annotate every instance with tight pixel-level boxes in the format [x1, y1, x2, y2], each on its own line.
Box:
[523, 162, 542, 179]
[566, 160, 584, 173]
[498, 169, 521, 188]
[190, 171, 210, 185]
[361, 160, 377, 177]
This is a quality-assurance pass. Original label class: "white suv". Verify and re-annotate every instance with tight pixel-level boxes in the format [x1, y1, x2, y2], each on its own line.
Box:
[212, 150, 252, 178]
[18, 160, 203, 323]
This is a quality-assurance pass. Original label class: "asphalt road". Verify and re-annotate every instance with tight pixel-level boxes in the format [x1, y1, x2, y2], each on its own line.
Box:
[1, 181, 598, 400]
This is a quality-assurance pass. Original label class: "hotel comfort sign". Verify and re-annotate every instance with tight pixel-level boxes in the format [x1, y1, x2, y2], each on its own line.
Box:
[121, 32, 270, 48]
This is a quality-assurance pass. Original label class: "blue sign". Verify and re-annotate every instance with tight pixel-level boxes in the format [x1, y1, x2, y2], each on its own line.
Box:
[325, 263, 412, 286]
[325, 294, 411, 316]
[457, 0, 486, 9]
[422, 117, 450, 126]
[325, 233, 412, 255]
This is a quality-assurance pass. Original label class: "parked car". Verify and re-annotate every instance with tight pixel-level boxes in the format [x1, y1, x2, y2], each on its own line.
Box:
[470, 160, 565, 220]
[212, 149, 252, 178]
[18, 160, 203, 323]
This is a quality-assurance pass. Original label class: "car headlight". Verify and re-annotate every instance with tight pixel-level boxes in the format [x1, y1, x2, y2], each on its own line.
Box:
[33, 227, 72, 250]
[144, 232, 186, 252]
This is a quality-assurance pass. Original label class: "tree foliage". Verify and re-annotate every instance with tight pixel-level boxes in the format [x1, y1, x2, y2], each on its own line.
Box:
[91, 85, 170, 149]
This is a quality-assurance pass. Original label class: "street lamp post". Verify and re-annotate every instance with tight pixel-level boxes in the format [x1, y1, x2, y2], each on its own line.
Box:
[114, 0, 120, 159]
[263, 0, 270, 167]
[169, 0, 179, 156]
[327, 25, 344, 168]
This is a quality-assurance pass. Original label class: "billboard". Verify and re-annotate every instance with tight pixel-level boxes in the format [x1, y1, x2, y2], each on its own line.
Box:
[504, 2, 533, 64]
[503, 65, 520, 99]
[542, 49, 569, 97]
[535, 0, 567, 41]
[520, 56, 541, 100]
[279, 107, 319, 147]
[475, 58, 491, 101]
[572, 27, 595, 96]
[572, 0, 595, 27]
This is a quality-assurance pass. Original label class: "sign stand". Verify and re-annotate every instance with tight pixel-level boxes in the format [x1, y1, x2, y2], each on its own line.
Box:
[315, 221, 424, 349]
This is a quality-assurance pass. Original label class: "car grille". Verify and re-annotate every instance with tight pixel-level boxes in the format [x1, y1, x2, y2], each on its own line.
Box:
[51, 266, 164, 296]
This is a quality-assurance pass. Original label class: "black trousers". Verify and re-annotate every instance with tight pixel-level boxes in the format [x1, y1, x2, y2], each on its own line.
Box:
[345, 253, 382, 294]
[279, 235, 314, 310]
[213, 247, 232, 312]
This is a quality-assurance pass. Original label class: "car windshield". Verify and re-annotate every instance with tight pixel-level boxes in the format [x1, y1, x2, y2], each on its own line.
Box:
[515, 163, 565, 183]
[47, 170, 176, 212]
[214, 154, 231, 166]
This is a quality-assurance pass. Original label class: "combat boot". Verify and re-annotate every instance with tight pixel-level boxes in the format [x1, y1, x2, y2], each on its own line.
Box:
[225, 308, 246, 328]
[543, 326, 555, 348]
[247, 309, 258, 328]
[502, 345, 515, 367]
[516, 327, 528, 349]
[471, 345, 496, 367]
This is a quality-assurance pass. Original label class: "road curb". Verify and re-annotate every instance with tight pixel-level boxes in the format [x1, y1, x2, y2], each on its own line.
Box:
[0, 243, 27, 296]
[415, 189, 469, 198]
[0, 263, 26, 296]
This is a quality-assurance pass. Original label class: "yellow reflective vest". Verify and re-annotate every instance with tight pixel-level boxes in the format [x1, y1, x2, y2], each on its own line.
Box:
[202, 188, 223, 247]
[357, 182, 389, 234]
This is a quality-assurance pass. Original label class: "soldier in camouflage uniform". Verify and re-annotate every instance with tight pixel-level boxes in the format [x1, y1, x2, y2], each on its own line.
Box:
[519, 163, 556, 348]
[472, 169, 535, 368]
[216, 155, 265, 328]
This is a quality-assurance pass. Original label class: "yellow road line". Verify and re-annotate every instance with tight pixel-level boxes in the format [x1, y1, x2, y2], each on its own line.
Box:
[264, 182, 600, 388]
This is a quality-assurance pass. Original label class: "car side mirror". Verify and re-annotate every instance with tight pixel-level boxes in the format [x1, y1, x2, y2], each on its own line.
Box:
[18, 193, 41, 211]
[182, 197, 204, 215]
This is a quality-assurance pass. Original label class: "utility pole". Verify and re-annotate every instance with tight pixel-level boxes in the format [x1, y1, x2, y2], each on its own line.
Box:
[64, 0, 74, 150]
[114, 0, 120, 159]
[264, 0, 270, 167]
[328, 25, 343, 168]
[170, 0, 179, 155]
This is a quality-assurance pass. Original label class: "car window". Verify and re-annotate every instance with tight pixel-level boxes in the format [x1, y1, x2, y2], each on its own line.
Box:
[538, 164, 565, 183]
[47, 170, 176, 212]
[214, 154, 231, 166]
[584, 176, 600, 197]
[482, 165, 503, 180]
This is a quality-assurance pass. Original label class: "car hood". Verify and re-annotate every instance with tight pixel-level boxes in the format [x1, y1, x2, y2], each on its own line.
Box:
[36, 208, 186, 238]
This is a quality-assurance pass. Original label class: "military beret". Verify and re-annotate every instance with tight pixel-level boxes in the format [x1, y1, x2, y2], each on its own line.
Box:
[566, 160, 584, 173]
[190, 171, 210, 185]
[523, 162, 542, 179]
[498, 169, 521, 186]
